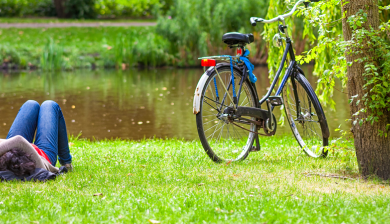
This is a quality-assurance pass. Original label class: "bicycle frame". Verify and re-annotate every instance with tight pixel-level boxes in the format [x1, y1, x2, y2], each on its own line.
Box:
[195, 0, 311, 117]
[260, 38, 296, 106]
[233, 37, 298, 109]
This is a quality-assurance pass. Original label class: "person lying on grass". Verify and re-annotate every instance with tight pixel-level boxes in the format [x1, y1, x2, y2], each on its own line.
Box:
[0, 100, 73, 179]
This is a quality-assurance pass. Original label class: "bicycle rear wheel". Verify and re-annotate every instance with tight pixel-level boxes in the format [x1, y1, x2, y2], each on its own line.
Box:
[282, 73, 330, 157]
[195, 66, 257, 162]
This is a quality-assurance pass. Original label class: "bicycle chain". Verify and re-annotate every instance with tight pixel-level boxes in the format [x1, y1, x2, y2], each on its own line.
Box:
[230, 120, 273, 136]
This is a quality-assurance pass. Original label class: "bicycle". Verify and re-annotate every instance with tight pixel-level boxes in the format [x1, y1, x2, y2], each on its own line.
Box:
[193, 0, 329, 163]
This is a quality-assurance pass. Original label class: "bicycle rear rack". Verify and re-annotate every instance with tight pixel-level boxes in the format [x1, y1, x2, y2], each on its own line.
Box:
[198, 55, 240, 61]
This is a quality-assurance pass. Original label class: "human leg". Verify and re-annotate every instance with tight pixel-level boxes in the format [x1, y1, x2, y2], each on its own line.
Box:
[34, 100, 72, 166]
[6, 100, 40, 142]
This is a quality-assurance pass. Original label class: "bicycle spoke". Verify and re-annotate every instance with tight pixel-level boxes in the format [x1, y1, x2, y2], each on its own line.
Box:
[198, 69, 256, 161]
[283, 75, 328, 157]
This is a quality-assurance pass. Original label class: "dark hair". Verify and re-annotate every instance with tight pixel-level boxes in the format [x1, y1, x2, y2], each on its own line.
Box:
[0, 148, 36, 176]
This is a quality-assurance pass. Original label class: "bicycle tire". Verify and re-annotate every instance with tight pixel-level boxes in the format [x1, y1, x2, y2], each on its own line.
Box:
[195, 65, 257, 162]
[282, 73, 330, 157]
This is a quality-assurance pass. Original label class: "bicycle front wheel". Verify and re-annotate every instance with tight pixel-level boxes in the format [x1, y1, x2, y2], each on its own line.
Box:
[195, 66, 257, 162]
[282, 73, 330, 157]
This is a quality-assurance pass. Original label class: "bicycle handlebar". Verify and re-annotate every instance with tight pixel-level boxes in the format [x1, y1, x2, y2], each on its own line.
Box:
[250, 0, 319, 26]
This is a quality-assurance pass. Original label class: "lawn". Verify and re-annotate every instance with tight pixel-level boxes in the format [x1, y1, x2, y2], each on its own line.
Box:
[0, 18, 156, 23]
[1, 136, 389, 223]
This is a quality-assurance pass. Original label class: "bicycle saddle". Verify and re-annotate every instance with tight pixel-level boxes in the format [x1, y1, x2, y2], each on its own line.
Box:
[222, 32, 254, 46]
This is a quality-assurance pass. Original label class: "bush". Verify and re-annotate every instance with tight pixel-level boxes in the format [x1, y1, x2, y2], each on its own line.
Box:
[65, 0, 97, 19]
[0, 0, 56, 17]
[32, 0, 57, 17]
[0, 0, 171, 18]
[94, 0, 161, 18]
[156, 0, 269, 66]
[0, 0, 25, 17]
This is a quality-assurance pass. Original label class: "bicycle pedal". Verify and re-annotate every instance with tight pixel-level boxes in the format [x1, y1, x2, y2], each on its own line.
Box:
[269, 96, 283, 106]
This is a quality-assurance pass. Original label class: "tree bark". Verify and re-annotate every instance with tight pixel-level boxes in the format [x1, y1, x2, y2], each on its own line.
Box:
[53, 0, 68, 18]
[342, 0, 390, 179]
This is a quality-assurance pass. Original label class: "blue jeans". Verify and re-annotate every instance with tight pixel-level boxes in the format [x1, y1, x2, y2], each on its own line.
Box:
[7, 100, 72, 166]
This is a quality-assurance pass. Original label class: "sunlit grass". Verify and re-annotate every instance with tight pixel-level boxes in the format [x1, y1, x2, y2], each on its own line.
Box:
[0, 136, 389, 223]
[0, 18, 156, 24]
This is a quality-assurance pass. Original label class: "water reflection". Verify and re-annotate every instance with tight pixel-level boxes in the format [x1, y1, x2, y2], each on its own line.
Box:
[0, 67, 350, 140]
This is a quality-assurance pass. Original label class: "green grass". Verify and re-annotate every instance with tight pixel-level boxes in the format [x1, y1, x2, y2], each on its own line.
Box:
[1, 136, 389, 223]
[0, 18, 156, 23]
[0, 26, 172, 69]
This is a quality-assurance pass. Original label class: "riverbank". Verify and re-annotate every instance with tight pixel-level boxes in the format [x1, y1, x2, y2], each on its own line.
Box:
[0, 16, 271, 71]
[0, 25, 172, 70]
[1, 137, 389, 223]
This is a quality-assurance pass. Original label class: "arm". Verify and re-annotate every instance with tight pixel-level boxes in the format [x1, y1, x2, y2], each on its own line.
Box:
[0, 135, 46, 169]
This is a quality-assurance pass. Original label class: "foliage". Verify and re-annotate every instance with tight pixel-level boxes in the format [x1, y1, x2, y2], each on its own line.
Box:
[32, 0, 57, 17]
[0, 18, 155, 23]
[265, 0, 390, 132]
[0, 26, 173, 69]
[262, 0, 313, 80]
[65, 0, 97, 19]
[0, 44, 20, 66]
[352, 8, 390, 133]
[156, 0, 270, 66]
[298, 0, 390, 131]
[0, 0, 171, 18]
[0, 0, 56, 17]
[94, 0, 162, 18]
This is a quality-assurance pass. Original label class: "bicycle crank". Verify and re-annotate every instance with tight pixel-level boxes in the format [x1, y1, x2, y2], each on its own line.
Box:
[263, 113, 277, 136]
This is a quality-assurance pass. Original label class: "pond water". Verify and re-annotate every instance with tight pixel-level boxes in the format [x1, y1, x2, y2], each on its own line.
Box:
[0, 66, 350, 140]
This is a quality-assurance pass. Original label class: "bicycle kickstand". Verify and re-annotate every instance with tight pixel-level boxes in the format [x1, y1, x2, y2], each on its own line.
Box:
[251, 126, 261, 152]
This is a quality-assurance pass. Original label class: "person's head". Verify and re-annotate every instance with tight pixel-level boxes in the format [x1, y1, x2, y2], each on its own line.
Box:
[0, 148, 36, 176]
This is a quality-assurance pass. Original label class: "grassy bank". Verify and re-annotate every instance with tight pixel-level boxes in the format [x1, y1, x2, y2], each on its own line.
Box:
[1, 136, 389, 223]
[0, 26, 172, 70]
[0, 18, 156, 23]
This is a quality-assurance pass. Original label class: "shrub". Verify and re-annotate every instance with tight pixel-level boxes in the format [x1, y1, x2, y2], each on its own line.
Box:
[65, 0, 97, 19]
[0, 0, 171, 18]
[0, 0, 55, 17]
[156, 0, 269, 66]
[0, 0, 25, 17]
[94, 0, 161, 18]
[31, 0, 57, 17]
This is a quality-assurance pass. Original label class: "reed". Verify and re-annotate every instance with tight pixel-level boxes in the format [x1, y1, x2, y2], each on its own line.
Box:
[40, 38, 64, 71]
[156, 0, 270, 66]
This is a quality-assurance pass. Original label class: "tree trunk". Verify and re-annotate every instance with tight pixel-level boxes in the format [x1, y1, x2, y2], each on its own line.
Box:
[53, 0, 67, 18]
[342, 0, 390, 179]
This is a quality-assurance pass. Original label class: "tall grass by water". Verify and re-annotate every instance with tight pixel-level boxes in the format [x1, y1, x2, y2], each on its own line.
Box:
[40, 38, 64, 70]
[0, 136, 389, 223]
[0, 0, 313, 70]
[156, 0, 270, 66]
[0, 27, 172, 70]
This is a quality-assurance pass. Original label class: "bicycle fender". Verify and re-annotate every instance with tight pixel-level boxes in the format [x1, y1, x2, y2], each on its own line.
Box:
[193, 70, 209, 114]
[193, 63, 238, 115]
